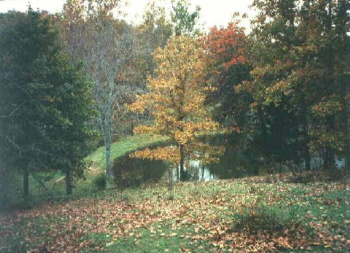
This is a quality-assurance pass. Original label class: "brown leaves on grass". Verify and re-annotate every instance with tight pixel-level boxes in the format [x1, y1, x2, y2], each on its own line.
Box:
[0, 178, 349, 252]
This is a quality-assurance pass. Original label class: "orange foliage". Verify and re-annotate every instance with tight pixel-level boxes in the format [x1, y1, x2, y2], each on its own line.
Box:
[202, 22, 247, 71]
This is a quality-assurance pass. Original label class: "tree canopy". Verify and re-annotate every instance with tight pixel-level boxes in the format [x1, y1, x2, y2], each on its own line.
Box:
[130, 35, 224, 181]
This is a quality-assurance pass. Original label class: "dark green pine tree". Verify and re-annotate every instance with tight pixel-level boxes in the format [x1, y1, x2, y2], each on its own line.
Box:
[0, 9, 96, 197]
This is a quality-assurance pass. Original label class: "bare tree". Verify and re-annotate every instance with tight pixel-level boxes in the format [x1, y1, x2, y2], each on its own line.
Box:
[60, 0, 133, 178]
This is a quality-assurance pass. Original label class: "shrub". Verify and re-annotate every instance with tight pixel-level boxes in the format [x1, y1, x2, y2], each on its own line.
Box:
[93, 173, 106, 190]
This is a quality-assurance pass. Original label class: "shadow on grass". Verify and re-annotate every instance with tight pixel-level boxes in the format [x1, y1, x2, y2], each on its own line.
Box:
[229, 205, 316, 251]
[233, 206, 312, 234]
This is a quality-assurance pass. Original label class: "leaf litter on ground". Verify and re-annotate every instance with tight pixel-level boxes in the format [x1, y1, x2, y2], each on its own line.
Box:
[0, 173, 349, 252]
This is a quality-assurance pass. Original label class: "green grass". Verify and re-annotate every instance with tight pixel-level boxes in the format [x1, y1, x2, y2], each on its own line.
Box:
[106, 224, 211, 253]
[85, 134, 169, 170]
[0, 134, 170, 208]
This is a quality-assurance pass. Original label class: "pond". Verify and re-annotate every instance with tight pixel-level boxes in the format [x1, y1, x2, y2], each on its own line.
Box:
[112, 134, 259, 188]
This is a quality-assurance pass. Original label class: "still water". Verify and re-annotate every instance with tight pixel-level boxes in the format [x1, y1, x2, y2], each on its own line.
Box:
[112, 135, 259, 187]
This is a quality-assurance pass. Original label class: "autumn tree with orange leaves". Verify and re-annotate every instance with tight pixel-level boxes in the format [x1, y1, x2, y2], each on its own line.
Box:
[202, 22, 252, 130]
[130, 35, 224, 182]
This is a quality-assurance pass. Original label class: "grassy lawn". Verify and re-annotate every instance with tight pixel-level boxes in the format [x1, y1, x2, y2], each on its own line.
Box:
[85, 134, 169, 171]
[0, 175, 349, 252]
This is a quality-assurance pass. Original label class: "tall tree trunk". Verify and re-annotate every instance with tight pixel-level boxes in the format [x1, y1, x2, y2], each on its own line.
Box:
[324, 148, 335, 170]
[324, 116, 336, 170]
[304, 141, 311, 171]
[105, 131, 112, 180]
[23, 167, 29, 199]
[324, 146, 335, 170]
[100, 104, 114, 180]
[304, 142, 311, 171]
[276, 104, 283, 164]
[105, 144, 111, 178]
[257, 106, 270, 162]
[179, 144, 186, 181]
[176, 164, 179, 181]
[65, 169, 73, 195]
[130, 120, 134, 136]
[346, 76, 350, 173]
[201, 164, 205, 180]
[168, 166, 173, 191]
[301, 97, 311, 170]
[324, 3, 336, 171]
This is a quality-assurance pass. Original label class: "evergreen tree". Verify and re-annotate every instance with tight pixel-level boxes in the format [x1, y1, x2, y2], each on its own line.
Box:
[0, 10, 95, 196]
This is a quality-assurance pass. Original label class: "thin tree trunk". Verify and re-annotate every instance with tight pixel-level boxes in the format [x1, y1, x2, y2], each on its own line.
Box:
[176, 164, 179, 181]
[179, 144, 185, 181]
[346, 105, 350, 174]
[201, 164, 205, 180]
[105, 144, 111, 178]
[324, 116, 336, 170]
[305, 144, 311, 171]
[65, 169, 73, 195]
[105, 131, 112, 180]
[257, 106, 269, 160]
[301, 98, 311, 171]
[324, 4, 336, 171]
[130, 120, 134, 136]
[345, 73, 350, 173]
[324, 146, 335, 170]
[23, 168, 29, 199]
[168, 166, 173, 191]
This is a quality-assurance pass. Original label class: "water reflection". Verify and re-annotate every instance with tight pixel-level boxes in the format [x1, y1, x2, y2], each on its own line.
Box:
[112, 155, 168, 188]
[173, 160, 218, 181]
[112, 134, 346, 188]
[112, 134, 259, 187]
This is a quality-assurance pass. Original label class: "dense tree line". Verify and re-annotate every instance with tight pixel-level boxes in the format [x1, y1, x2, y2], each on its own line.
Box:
[0, 0, 348, 203]
[241, 0, 349, 172]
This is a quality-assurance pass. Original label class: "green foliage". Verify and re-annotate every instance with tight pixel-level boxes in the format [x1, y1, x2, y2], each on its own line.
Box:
[135, 2, 173, 82]
[93, 173, 107, 190]
[0, 9, 97, 196]
[171, 0, 201, 36]
[240, 0, 349, 170]
[0, 10, 61, 197]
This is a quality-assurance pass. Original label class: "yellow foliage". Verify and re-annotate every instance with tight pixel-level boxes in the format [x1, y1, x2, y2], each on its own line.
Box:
[130, 146, 180, 163]
[129, 35, 224, 164]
